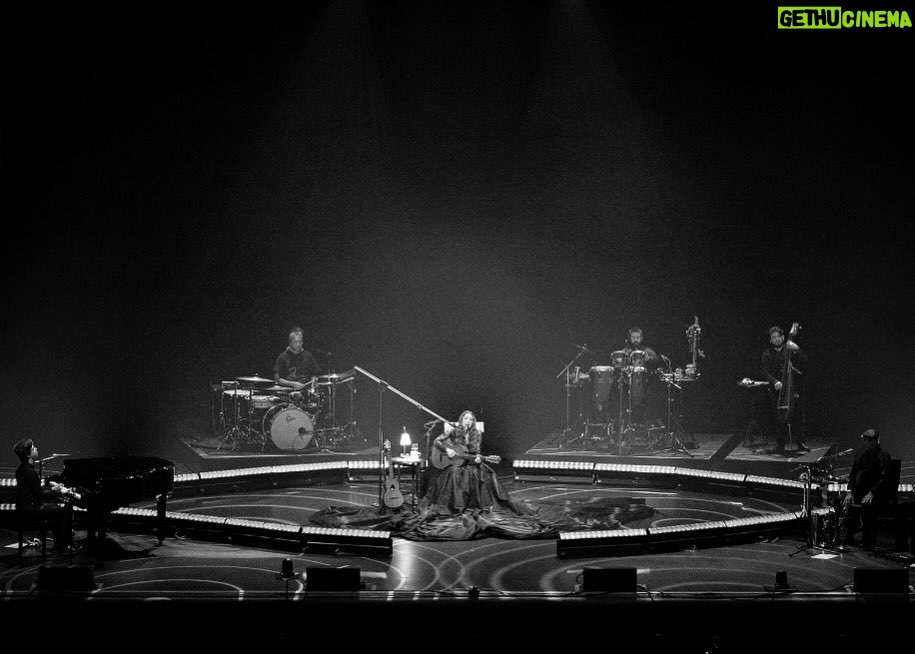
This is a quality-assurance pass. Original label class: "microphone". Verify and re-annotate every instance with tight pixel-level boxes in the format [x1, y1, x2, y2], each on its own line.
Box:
[816, 447, 856, 464]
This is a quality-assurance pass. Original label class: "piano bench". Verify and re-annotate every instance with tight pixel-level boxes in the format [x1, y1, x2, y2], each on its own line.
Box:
[15, 518, 50, 564]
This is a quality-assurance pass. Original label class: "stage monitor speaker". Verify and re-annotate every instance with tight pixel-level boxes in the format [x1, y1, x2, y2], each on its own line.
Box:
[37, 565, 95, 592]
[305, 566, 361, 592]
[853, 567, 910, 594]
[582, 567, 637, 593]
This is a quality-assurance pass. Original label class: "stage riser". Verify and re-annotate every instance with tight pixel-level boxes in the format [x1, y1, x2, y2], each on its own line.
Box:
[171, 470, 347, 498]
[557, 521, 802, 558]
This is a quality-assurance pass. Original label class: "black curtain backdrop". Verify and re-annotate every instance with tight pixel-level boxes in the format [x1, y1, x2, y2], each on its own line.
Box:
[3, 3, 912, 464]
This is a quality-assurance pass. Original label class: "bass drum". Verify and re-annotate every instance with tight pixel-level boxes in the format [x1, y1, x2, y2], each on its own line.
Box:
[262, 404, 314, 451]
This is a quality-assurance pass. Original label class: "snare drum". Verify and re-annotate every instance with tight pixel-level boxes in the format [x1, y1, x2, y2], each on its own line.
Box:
[291, 388, 322, 412]
[262, 404, 314, 451]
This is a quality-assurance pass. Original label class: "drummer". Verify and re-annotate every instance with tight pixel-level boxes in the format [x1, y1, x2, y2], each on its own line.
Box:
[273, 326, 322, 399]
[621, 327, 661, 370]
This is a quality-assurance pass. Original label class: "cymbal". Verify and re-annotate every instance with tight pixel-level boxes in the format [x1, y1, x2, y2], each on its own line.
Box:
[264, 385, 292, 393]
[237, 375, 273, 384]
[317, 369, 355, 384]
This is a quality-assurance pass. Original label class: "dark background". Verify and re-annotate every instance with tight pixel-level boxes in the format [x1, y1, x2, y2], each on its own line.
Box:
[3, 3, 912, 465]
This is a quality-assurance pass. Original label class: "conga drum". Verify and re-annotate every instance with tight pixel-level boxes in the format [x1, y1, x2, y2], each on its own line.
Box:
[589, 366, 616, 423]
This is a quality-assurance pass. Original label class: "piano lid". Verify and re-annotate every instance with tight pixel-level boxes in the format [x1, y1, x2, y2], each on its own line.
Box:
[61, 455, 174, 477]
[59, 455, 175, 495]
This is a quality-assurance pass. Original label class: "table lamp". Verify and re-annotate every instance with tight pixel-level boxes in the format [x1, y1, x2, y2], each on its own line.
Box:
[400, 427, 411, 456]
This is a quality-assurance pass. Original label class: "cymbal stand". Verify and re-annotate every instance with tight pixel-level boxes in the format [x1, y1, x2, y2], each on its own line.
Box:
[218, 382, 243, 451]
[556, 349, 586, 448]
[326, 352, 337, 430]
[618, 368, 630, 455]
[339, 380, 360, 443]
[313, 378, 338, 444]
[317, 378, 358, 449]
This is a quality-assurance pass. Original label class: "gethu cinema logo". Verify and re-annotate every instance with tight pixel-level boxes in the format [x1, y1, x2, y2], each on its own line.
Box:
[778, 8, 912, 28]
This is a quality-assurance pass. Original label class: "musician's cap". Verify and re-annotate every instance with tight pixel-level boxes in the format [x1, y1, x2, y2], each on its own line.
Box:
[860, 428, 879, 441]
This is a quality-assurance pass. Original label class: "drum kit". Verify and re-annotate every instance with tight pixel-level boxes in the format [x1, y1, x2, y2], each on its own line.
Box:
[211, 369, 360, 453]
[570, 349, 668, 453]
[558, 319, 704, 455]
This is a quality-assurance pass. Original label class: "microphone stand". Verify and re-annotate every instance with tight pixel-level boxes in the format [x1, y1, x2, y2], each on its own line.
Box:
[38, 453, 70, 479]
[352, 366, 449, 511]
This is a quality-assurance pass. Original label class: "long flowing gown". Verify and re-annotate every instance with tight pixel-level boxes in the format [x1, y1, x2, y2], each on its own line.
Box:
[423, 427, 515, 513]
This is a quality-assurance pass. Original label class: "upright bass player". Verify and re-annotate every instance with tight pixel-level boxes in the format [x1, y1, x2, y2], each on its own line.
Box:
[761, 324, 809, 454]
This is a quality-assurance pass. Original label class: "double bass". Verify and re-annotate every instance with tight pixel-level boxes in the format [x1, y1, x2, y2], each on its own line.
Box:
[776, 322, 802, 444]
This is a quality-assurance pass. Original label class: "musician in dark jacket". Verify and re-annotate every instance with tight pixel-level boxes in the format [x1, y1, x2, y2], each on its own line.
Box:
[761, 325, 809, 453]
[842, 428, 893, 550]
[425, 410, 515, 514]
[14, 438, 75, 552]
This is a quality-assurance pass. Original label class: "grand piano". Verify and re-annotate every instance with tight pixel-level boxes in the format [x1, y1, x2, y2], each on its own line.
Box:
[51, 455, 175, 552]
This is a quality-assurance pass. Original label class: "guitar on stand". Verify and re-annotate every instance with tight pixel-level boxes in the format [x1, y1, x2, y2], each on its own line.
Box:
[380, 438, 404, 510]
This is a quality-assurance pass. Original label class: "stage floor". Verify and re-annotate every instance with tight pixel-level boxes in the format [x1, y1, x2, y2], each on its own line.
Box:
[2, 429, 913, 648]
[2, 474, 912, 648]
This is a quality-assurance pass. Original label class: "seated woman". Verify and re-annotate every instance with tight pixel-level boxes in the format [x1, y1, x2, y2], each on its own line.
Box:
[424, 410, 516, 515]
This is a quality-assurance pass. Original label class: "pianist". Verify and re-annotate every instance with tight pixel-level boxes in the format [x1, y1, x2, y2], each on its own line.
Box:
[14, 438, 76, 553]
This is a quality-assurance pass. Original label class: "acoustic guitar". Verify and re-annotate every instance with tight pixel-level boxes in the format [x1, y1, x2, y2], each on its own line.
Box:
[382, 457, 404, 509]
[430, 442, 501, 469]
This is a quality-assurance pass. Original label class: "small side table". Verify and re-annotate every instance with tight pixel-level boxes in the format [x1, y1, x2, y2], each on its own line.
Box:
[389, 455, 425, 511]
